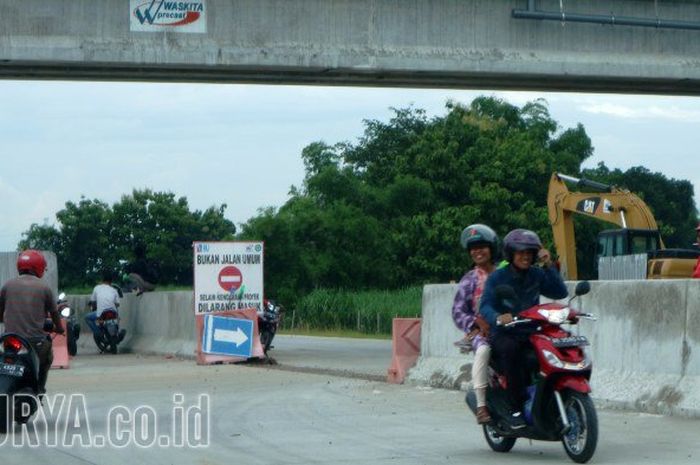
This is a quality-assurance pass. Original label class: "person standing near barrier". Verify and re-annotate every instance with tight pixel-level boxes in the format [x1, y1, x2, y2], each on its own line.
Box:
[0, 250, 63, 394]
[693, 223, 700, 278]
[125, 243, 159, 296]
[451, 224, 499, 424]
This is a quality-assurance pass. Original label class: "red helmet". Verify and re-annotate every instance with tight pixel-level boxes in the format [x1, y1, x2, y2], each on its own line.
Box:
[17, 250, 47, 278]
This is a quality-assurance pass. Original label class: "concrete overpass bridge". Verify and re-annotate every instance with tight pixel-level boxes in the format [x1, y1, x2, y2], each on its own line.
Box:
[2, 0, 700, 94]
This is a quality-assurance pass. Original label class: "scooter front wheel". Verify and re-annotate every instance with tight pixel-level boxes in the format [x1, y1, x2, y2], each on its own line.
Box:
[260, 330, 274, 354]
[561, 390, 598, 463]
[68, 338, 78, 356]
[67, 328, 77, 356]
[483, 424, 516, 453]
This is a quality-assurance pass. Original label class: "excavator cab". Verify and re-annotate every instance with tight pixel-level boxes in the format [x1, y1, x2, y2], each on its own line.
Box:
[596, 228, 661, 258]
[595, 228, 699, 279]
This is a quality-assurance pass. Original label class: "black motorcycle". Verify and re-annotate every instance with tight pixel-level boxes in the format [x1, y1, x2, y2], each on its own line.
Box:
[57, 292, 80, 356]
[92, 309, 126, 355]
[0, 328, 56, 433]
[259, 299, 284, 354]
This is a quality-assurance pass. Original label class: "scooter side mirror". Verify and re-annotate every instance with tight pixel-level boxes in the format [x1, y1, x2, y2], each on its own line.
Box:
[574, 281, 591, 296]
[58, 292, 66, 301]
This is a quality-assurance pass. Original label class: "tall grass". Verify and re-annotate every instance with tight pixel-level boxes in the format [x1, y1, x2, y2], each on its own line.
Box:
[286, 286, 422, 335]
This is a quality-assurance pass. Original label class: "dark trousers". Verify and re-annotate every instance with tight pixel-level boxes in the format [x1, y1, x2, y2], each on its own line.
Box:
[490, 332, 531, 411]
[29, 337, 53, 392]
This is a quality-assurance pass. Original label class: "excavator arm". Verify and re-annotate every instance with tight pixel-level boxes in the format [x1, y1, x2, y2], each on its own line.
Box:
[547, 173, 661, 280]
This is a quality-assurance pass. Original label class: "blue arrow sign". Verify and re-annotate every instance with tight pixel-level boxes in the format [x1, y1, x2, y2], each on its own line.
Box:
[202, 315, 254, 358]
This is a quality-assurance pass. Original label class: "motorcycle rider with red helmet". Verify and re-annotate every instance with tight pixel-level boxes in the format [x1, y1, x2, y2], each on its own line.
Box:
[479, 229, 568, 430]
[0, 250, 63, 394]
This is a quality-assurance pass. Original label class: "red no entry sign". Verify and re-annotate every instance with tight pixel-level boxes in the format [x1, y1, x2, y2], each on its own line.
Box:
[218, 266, 243, 292]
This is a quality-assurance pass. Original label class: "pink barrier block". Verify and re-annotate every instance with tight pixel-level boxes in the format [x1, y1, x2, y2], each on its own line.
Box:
[50, 320, 70, 369]
[387, 318, 421, 384]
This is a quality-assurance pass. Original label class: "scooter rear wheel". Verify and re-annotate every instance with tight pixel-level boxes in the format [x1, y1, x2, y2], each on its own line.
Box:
[561, 391, 598, 463]
[0, 391, 12, 433]
[14, 387, 37, 424]
[108, 336, 118, 355]
[483, 424, 516, 453]
[94, 333, 109, 353]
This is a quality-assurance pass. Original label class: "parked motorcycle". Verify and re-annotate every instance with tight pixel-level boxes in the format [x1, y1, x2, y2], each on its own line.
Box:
[57, 292, 80, 356]
[466, 281, 598, 464]
[92, 309, 125, 355]
[258, 299, 284, 354]
[0, 319, 62, 433]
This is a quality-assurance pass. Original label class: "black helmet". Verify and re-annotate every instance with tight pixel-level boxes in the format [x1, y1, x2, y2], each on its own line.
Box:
[460, 224, 498, 258]
[503, 228, 542, 262]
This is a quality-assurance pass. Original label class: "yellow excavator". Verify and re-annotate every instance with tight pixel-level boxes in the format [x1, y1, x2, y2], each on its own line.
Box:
[547, 172, 699, 280]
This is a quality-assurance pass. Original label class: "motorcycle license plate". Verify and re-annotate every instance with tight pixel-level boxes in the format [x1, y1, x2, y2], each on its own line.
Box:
[552, 336, 589, 348]
[0, 363, 25, 377]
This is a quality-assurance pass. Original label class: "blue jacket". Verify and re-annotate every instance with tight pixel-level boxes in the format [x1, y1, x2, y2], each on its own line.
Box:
[479, 265, 568, 334]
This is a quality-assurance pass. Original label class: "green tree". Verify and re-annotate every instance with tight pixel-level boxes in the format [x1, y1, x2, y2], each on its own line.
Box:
[19, 189, 236, 287]
[240, 97, 600, 303]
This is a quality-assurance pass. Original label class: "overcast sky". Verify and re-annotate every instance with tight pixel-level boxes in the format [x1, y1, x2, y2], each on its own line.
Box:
[1, 80, 698, 251]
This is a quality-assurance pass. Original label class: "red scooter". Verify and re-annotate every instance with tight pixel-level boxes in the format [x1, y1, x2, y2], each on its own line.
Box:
[466, 281, 598, 463]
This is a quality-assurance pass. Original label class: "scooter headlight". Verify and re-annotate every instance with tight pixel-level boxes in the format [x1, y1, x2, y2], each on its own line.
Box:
[542, 349, 591, 371]
[538, 308, 570, 325]
[61, 307, 72, 318]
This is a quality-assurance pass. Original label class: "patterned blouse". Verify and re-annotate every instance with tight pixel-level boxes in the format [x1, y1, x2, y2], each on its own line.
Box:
[451, 267, 490, 351]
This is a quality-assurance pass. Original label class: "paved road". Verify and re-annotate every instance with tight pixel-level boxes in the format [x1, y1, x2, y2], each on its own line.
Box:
[269, 334, 392, 379]
[0, 344, 698, 464]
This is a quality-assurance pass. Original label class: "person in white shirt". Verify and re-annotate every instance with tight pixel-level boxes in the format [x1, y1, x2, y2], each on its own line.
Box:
[85, 270, 121, 337]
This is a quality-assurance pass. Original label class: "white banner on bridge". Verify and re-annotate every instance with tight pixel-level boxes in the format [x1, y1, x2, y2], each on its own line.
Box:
[193, 242, 264, 314]
[130, 0, 207, 33]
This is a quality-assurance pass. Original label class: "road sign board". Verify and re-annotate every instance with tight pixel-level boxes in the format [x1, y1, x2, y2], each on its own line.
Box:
[202, 315, 254, 358]
[193, 241, 264, 314]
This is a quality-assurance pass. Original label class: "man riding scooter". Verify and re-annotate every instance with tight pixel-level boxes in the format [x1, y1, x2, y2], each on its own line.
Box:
[85, 270, 126, 345]
[0, 250, 64, 394]
[479, 229, 568, 430]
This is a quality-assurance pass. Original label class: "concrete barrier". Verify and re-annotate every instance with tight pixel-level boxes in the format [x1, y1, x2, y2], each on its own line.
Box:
[62, 281, 700, 417]
[68, 291, 196, 358]
[404, 284, 471, 389]
[406, 280, 700, 418]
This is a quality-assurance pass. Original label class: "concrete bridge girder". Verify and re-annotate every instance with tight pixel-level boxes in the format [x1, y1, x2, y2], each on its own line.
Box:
[1, 0, 700, 94]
